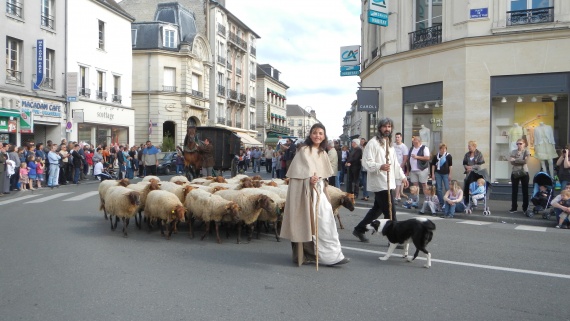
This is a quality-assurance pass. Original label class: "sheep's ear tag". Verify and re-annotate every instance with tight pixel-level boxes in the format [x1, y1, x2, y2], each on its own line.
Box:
[172, 210, 175, 213]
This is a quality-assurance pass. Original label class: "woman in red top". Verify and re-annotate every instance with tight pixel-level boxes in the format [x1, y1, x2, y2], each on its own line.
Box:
[84, 146, 93, 175]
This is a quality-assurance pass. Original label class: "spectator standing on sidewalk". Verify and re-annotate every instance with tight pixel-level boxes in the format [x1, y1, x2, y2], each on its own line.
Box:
[47, 144, 61, 188]
[142, 141, 159, 176]
[264, 146, 274, 173]
[327, 140, 338, 187]
[345, 139, 362, 199]
[251, 147, 262, 173]
[392, 133, 409, 203]
[555, 146, 570, 191]
[8, 145, 20, 191]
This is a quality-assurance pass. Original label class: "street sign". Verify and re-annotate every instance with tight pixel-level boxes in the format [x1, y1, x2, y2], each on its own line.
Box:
[470, 8, 488, 19]
[368, 0, 389, 27]
[341, 65, 360, 72]
[341, 70, 360, 77]
[369, 11, 388, 20]
[369, 16, 388, 26]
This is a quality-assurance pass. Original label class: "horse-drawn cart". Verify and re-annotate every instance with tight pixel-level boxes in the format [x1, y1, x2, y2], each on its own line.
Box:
[195, 126, 241, 177]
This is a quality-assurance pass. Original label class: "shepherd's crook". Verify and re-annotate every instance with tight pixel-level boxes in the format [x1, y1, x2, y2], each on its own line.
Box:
[385, 138, 393, 221]
[313, 172, 320, 271]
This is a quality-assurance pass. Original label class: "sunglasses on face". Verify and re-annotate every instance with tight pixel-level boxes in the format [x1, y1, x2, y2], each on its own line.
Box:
[516, 143, 523, 145]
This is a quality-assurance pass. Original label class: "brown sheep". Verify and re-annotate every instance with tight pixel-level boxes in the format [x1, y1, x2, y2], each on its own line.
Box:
[326, 185, 356, 229]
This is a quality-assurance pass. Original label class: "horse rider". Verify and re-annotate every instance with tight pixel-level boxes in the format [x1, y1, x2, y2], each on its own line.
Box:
[183, 124, 203, 153]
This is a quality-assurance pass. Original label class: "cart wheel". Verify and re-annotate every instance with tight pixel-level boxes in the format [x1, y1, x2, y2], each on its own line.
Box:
[525, 210, 534, 218]
[487, 211, 491, 216]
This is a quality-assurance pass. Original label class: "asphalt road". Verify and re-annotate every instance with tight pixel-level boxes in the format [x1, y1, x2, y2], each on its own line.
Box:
[1, 172, 569, 321]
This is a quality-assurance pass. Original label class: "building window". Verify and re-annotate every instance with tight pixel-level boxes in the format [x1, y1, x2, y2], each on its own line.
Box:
[163, 67, 176, 91]
[41, 0, 54, 29]
[164, 28, 176, 48]
[6, 0, 23, 18]
[113, 75, 121, 103]
[507, 0, 554, 26]
[191, 73, 202, 97]
[289, 119, 294, 126]
[131, 29, 137, 47]
[43, 49, 54, 89]
[6, 36, 22, 82]
[79, 66, 89, 97]
[96, 71, 106, 100]
[98, 20, 105, 50]
[414, 0, 442, 31]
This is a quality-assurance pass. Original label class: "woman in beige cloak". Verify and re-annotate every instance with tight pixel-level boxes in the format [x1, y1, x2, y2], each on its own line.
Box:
[280, 123, 350, 267]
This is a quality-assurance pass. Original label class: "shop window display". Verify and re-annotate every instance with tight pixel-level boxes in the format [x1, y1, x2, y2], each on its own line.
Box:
[403, 100, 443, 154]
[491, 95, 568, 181]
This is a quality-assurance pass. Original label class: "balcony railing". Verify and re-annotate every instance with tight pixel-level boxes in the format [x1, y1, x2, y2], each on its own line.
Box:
[269, 124, 290, 134]
[236, 68, 242, 76]
[41, 14, 54, 29]
[250, 46, 256, 56]
[228, 89, 238, 100]
[235, 121, 242, 128]
[112, 94, 122, 104]
[217, 85, 226, 96]
[250, 97, 256, 106]
[42, 78, 54, 89]
[217, 117, 226, 125]
[162, 85, 177, 92]
[239, 93, 246, 103]
[507, 7, 554, 26]
[217, 23, 226, 36]
[250, 73, 256, 81]
[96, 90, 107, 100]
[217, 55, 226, 65]
[79, 87, 90, 97]
[6, 1, 23, 18]
[227, 61, 232, 71]
[409, 25, 442, 50]
[191, 89, 203, 98]
[228, 31, 247, 51]
[6, 69, 22, 82]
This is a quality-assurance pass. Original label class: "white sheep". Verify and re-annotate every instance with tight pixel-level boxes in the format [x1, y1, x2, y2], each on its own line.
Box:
[103, 186, 141, 237]
[214, 189, 275, 243]
[326, 185, 356, 229]
[144, 190, 186, 240]
[240, 188, 285, 242]
[98, 178, 130, 220]
[225, 174, 249, 184]
[259, 185, 288, 199]
[184, 189, 240, 243]
[159, 181, 194, 203]
[208, 182, 241, 190]
[169, 175, 189, 184]
[142, 175, 161, 183]
[126, 179, 161, 228]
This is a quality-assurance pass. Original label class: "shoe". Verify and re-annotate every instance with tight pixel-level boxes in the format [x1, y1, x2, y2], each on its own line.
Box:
[327, 258, 350, 267]
[431, 212, 437, 216]
[418, 211, 425, 215]
[555, 225, 560, 228]
[440, 214, 445, 218]
[509, 209, 517, 213]
[352, 230, 369, 243]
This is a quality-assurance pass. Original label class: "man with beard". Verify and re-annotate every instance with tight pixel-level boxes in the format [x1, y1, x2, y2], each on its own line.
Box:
[352, 117, 409, 243]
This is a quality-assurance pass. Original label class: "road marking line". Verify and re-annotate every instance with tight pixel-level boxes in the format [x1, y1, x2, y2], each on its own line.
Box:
[64, 191, 99, 201]
[25, 192, 74, 203]
[342, 246, 570, 279]
[457, 221, 493, 225]
[0, 194, 41, 206]
[514, 225, 547, 232]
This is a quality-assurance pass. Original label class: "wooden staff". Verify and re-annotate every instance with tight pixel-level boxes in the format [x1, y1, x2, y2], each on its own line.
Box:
[385, 138, 393, 221]
[312, 172, 320, 271]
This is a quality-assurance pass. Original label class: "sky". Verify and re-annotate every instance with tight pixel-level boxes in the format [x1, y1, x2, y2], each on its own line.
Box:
[226, 0, 362, 139]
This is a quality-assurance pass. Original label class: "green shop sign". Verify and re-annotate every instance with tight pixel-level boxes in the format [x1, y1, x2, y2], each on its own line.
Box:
[20, 109, 33, 133]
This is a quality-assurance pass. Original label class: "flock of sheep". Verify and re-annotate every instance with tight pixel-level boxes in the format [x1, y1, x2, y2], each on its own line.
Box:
[98, 174, 356, 243]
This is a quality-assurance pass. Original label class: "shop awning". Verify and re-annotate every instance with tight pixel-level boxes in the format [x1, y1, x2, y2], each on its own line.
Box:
[265, 137, 279, 145]
[0, 108, 20, 118]
[235, 132, 263, 147]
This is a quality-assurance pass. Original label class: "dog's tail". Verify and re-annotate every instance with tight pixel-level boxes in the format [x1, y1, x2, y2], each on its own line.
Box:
[422, 219, 436, 231]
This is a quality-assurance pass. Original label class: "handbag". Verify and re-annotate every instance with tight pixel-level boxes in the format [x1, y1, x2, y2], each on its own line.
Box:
[512, 169, 526, 179]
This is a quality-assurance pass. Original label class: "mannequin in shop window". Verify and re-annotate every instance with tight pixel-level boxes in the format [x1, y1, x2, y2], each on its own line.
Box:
[508, 123, 524, 151]
[534, 122, 557, 175]
[419, 125, 431, 151]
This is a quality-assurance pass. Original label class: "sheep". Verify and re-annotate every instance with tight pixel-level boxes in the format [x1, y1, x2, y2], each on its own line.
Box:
[103, 186, 141, 237]
[240, 188, 285, 242]
[326, 185, 356, 229]
[169, 175, 189, 184]
[214, 189, 275, 243]
[142, 175, 161, 183]
[184, 189, 240, 243]
[98, 178, 130, 220]
[260, 179, 287, 186]
[159, 181, 195, 203]
[144, 190, 186, 239]
[225, 174, 249, 184]
[260, 185, 288, 199]
[126, 179, 161, 228]
[208, 182, 241, 190]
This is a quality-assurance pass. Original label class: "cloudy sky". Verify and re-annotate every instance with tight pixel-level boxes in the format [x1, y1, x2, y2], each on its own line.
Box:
[226, 0, 362, 139]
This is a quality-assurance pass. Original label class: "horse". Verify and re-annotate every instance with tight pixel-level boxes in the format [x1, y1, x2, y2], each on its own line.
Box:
[183, 139, 203, 181]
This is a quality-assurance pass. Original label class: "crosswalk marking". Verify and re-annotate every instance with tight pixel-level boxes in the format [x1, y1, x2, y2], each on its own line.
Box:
[64, 191, 99, 201]
[514, 225, 547, 232]
[24, 192, 74, 203]
[0, 194, 42, 206]
[457, 221, 493, 226]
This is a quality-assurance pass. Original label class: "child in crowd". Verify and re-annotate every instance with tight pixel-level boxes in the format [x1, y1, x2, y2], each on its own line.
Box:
[403, 186, 419, 209]
[419, 185, 439, 216]
[531, 184, 553, 211]
[19, 162, 32, 191]
[556, 190, 570, 228]
[443, 180, 464, 218]
[468, 178, 487, 208]
[27, 155, 37, 189]
[35, 157, 45, 188]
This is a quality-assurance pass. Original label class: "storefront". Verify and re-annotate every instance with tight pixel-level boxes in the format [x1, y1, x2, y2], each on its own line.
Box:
[71, 105, 135, 147]
[0, 108, 20, 144]
[19, 98, 64, 145]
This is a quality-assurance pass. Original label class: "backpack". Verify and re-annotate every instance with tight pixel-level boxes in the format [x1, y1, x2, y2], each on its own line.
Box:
[408, 145, 429, 170]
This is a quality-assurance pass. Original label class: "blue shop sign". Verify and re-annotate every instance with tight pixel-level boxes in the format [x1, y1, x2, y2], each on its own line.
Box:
[470, 8, 488, 19]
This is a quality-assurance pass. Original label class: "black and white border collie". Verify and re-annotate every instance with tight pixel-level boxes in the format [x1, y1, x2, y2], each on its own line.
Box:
[365, 218, 436, 268]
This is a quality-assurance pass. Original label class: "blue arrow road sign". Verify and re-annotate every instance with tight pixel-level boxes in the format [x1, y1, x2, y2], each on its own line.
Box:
[341, 65, 360, 72]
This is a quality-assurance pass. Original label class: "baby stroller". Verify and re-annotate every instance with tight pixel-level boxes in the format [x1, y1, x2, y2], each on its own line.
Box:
[528, 171, 555, 219]
[464, 169, 492, 216]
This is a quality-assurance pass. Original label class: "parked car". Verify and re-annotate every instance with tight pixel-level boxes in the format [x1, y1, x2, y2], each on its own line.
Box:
[157, 152, 177, 175]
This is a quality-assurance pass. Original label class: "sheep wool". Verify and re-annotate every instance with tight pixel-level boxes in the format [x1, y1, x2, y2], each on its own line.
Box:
[145, 190, 186, 239]
[104, 186, 141, 237]
[98, 178, 130, 219]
